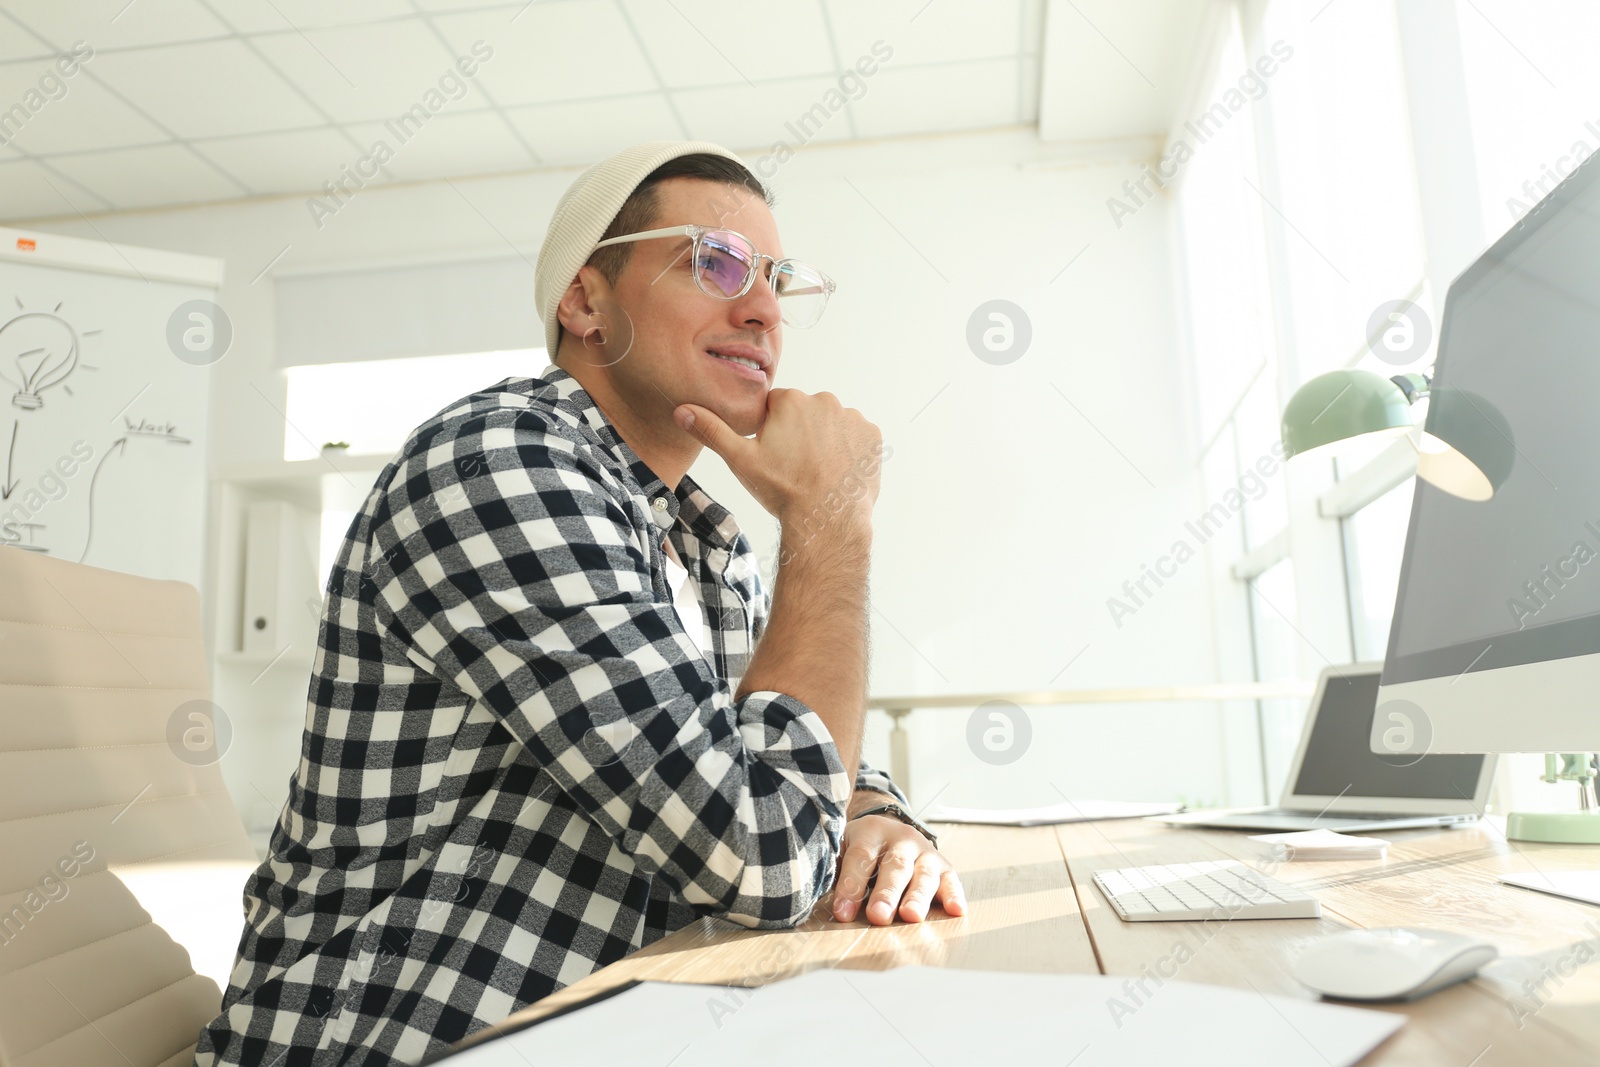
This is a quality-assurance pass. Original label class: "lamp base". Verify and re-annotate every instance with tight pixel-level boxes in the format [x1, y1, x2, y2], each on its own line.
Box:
[1505, 810, 1600, 844]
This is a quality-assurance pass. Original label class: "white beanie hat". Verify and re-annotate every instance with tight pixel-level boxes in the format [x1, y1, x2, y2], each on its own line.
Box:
[534, 140, 750, 356]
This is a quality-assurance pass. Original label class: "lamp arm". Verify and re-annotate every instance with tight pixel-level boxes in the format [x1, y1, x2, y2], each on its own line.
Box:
[1389, 372, 1431, 404]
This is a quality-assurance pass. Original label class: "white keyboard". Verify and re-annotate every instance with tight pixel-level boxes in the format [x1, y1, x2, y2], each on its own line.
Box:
[1093, 860, 1321, 921]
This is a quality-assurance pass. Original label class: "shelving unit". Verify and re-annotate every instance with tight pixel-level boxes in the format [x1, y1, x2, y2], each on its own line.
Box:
[206, 450, 392, 854]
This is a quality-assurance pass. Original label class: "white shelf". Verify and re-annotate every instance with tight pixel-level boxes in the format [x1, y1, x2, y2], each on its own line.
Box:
[214, 452, 392, 488]
[217, 649, 316, 666]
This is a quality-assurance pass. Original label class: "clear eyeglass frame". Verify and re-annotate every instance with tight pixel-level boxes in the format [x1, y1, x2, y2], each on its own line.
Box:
[590, 223, 835, 328]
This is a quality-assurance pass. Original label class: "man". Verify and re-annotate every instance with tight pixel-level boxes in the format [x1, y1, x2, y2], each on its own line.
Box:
[197, 140, 963, 1066]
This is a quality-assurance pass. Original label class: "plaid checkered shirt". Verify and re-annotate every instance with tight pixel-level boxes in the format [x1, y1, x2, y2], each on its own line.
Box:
[196, 366, 904, 1065]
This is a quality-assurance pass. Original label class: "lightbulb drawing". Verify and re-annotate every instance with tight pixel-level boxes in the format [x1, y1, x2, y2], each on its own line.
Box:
[0, 310, 80, 411]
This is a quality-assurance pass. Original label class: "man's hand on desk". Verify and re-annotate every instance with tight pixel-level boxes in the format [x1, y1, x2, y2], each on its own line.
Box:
[831, 795, 967, 925]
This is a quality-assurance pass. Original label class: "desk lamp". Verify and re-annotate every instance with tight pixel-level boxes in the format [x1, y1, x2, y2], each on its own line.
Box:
[1280, 369, 1514, 501]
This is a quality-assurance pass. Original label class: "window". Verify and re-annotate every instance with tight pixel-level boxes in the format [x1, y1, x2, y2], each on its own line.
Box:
[1255, 0, 1428, 382]
[1173, 12, 1276, 450]
[282, 349, 542, 462]
[1247, 557, 1302, 797]
[1340, 475, 1416, 660]
[1173, 8, 1288, 558]
[1233, 367, 1289, 549]
[1455, 0, 1600, 244]
[1173, 2, 1437, 806]
[285, 349, 545, 582]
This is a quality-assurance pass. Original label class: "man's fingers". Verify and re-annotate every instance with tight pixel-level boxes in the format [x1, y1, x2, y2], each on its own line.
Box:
[674, 403, 749, 465]
[935, 869, 967, 918]
[865, 845, 920, 926]
[896, 858, 947, 923]
[831, 839, 882, 923]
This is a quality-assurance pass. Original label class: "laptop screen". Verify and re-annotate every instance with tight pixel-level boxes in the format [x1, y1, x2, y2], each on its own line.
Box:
[1290, 670, 1486, 800]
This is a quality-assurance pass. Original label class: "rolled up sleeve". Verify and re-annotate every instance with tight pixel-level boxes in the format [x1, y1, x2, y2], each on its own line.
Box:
[368, 409, 851, 927]
[853, 761, 908, 805]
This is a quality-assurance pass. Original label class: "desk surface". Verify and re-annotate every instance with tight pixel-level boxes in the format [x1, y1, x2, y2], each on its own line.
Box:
[457, 817, 1600, 1065]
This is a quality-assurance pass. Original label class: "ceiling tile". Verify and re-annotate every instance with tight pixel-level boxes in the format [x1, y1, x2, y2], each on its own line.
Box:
[618, 0, 835, 89]
[47, 143, 245, 209]
[673, 78, 857, 150]
[87, 38, 325, 138]
[200, 0, 417, 34]
[0, 10, 55, 61]
[0, 58, 168, 153]
[502, 95, 682, 167]
[7, 0, 230, 52]
[430, 1, 659, 106]
[1037, 0, 1203, 142]
[345, 111, 534, 182]
[251, 18, 476, 125]
[850, 58, 1022, 139]
[0, 42, 49, 63]
[410, 0, 523, 10]
[0, 158, 113, 221]
[190, 127, 361, 195]
[824, 0, 1024, 67]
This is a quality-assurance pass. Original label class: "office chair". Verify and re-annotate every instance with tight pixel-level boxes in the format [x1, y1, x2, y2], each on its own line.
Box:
[0, 549, 259, 1066]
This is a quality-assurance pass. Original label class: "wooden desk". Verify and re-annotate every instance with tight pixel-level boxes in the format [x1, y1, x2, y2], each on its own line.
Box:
[456, 817, 1600, 1065]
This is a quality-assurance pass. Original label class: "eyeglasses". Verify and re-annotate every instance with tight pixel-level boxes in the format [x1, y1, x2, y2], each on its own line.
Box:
[591, 224, 835, 328]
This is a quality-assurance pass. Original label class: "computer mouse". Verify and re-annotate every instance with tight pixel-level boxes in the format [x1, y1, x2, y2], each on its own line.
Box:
[1290, 927, 1498, 1001]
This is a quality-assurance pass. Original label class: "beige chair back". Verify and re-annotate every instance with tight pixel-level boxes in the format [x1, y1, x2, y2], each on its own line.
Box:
[0, 549, 258, 1067]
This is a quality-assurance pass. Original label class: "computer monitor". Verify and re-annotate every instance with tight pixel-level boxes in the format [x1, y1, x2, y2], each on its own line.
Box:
[1374, 148, 1600, 757]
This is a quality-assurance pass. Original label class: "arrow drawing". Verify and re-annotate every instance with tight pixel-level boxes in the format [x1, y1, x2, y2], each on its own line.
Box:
[78, 425, 192, 563]
[2, 422, 17, 499]
[78, 436, 127, 564]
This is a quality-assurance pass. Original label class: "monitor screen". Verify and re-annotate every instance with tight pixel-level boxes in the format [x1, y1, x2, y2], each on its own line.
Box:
[1292, 670, 1485, 799]
[1382, 151, 1600, 685]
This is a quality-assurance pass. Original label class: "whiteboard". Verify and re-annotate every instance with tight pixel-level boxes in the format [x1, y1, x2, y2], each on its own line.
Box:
[0, 229, 222, 588]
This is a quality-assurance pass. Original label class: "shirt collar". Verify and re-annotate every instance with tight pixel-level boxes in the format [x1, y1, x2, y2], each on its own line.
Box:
[538, 364, 742, 551]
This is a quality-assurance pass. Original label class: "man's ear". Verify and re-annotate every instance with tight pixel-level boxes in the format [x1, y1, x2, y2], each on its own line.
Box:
[556, 265, 610, 346]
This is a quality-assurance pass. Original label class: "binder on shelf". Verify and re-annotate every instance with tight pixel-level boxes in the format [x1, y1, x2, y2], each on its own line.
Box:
[241, 500, 320, 655]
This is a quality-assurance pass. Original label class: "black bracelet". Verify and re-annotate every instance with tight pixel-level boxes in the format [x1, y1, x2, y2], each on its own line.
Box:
[851, 802, 939, 847]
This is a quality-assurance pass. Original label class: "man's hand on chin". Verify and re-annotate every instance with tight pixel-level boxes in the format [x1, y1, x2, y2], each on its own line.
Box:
[830, 794, 967, 925]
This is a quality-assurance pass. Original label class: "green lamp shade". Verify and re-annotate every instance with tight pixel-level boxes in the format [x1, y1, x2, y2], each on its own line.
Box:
[1281, 370, 1516, 501]
[1280, 369, 1413, 462]
[1415, 386, 1515, 502]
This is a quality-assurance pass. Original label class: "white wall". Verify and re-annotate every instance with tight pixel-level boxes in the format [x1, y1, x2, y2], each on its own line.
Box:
[21, 127, 1249, 828]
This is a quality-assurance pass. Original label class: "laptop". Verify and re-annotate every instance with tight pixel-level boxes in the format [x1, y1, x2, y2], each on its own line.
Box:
[1156, 662, 1494, 833]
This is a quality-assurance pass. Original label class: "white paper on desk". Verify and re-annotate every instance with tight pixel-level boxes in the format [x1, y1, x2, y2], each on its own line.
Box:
[1500, 869, 1600, 906]
[441, 966, 1404, 1067]
[924, 798, 1184, 826]
[1249, 828, 1389, 860]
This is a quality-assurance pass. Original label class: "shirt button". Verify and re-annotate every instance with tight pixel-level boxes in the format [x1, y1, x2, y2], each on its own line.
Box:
[652, 498, 668, 512]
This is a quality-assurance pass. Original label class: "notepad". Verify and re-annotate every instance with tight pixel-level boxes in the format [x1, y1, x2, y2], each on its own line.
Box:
[438, 966, 1405, 1066]
[923, 798, 1184, 826]
[1249, 828, 1389, 860]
